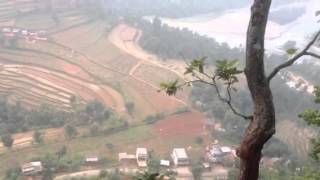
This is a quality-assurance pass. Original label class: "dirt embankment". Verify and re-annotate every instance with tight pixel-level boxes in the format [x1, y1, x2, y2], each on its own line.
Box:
[108, 24, 189, 106]
[108, 24, 188, 80]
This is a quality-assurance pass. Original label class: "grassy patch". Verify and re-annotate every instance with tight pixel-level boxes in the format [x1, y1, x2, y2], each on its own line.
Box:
[0, 125, 155, 175]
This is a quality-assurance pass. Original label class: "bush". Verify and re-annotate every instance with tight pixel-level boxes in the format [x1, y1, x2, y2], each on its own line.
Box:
[125, 102, 135, 115]
[1, 134, 14, 148]
[106, 143, 115, 150]
[144, 113, 168, 124]
[195, 137, 204, 145]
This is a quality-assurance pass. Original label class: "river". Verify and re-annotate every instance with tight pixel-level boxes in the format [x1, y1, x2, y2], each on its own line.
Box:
[159, 0, 320, 53]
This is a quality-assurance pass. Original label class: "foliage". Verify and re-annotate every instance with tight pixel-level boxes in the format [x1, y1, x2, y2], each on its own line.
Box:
[125, 102, 135, 115]
[64, 125, 78, 140]
[89, 123, 100, 136]
[1, 134, 14, 148]
[216, 59, 242, 84]
[105, 143, 115, 150]
[134, 172, 161, 180]
[299, 86, 320, 161]
[286, 48, 298, 55]
[191, 162, 204, 180]
[172, 107, 191, 115]
[5, 167, 21, 180]
[33, 130, 44, 144]
[185, 57, 206, 74]
[138, 18, 243, 63]
[195, 136, 204, 145]
[144, 113, 167, 124]
[56, 146, 67, 159]
[32, 152, 83, 175]
[0, 97, 115, 136]
[159, 80, 180, 96]
[295, 167, 320, 180]
[147, 151, 161, 174]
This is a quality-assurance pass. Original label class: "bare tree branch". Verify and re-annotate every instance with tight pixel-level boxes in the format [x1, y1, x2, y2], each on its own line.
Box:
[305, 51, 320, 59]
[268, 30, 320, 82]
[185, 70, 253, 120]
[212, 78, 253, 120]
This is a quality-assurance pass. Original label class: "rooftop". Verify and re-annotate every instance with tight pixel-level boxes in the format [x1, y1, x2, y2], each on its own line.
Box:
[160, 160, 170, 166]
[136, 148, 148, 155]
[173, 148, 188, 159]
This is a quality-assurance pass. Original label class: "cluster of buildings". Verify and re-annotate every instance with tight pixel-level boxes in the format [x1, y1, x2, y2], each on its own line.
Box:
[206, 143, 236, 165]
[1, 26, 48, 43]
[21, 144, 234, 178]
[118, 147, 190, 168]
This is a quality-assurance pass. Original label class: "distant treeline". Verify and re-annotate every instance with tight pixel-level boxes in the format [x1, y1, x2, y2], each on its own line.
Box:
[0, 97, 115, 135]
[137, 17, 244, 63]
[103, 0, 249, 18]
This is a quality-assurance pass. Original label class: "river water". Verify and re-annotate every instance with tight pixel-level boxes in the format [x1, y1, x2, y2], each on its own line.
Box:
[159, 0, 320, 53]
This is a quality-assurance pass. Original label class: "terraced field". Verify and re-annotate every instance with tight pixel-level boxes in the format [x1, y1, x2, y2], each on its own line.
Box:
[0, 0, 189, 120]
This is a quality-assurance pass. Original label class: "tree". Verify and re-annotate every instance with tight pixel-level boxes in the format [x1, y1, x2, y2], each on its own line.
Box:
[300, 86, 320, 161]
[191, 162, 204, 180]
[134, 171, 161, 180]
[56, 146, 67, 159]
[125, 102, 135, 115]
[64, 125, 78, 140]
[1, 134, 14, 149]
[33, 130, 44, 144]
[5, 167, 21, 180]
[89, 123, 100, 136]
[161, 1, 320, 179]
[147, 152, 160, 175]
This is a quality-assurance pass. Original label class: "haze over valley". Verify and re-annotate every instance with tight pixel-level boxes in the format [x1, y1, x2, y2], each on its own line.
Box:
[0, 0, 319, 179]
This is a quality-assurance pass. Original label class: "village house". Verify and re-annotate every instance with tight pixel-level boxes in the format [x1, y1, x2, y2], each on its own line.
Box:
[160, 160, 170, 167]
[206, 144, 235, 165]
[21, 161, 43, 175]
[118, 152, 136, 161]
[136, 148, 148, 167]
[171, 148, 190, 166]
[85, 155, 99, 165]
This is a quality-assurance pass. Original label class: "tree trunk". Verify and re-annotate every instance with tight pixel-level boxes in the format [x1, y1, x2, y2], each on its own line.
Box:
[237, 0, 276, 180]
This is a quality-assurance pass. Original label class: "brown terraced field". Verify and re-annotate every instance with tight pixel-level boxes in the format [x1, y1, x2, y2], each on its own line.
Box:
[0, 0, 190, 119]
[0, 1, 212, 173]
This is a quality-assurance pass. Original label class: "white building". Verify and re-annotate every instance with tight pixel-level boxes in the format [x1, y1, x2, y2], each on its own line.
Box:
[171, 148, 190, 166]
[220, 146, 232, 155]
[21, 161, 43, 175]
[136, 148, 148, 167]
[119, 152, 136, 161]
[85, 155, 99, 164]
[160, 160, 170, 167]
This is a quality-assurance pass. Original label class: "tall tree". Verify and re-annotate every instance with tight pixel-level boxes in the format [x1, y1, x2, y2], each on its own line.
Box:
[161, 1, 320, 179]
[33, 130, 44, 144]
[1, 134, 14, 149]
[64, 125, 78, 140]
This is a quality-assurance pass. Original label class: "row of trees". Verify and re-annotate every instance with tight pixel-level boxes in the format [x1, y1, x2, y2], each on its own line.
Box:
[0, 97, 115, 135]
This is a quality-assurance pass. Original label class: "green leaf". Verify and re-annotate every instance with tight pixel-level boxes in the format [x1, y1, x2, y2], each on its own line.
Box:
[159, 80, 180, 96]
[190, 57, 206, 73]
[315, 86, 320, 103]
[215, 59, 242, 84]
[300, 109, 320, 126]
[286, 48, 298, 55]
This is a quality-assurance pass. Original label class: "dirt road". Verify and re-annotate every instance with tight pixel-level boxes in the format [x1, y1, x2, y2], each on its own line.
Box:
[108, 24, 188, 80]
